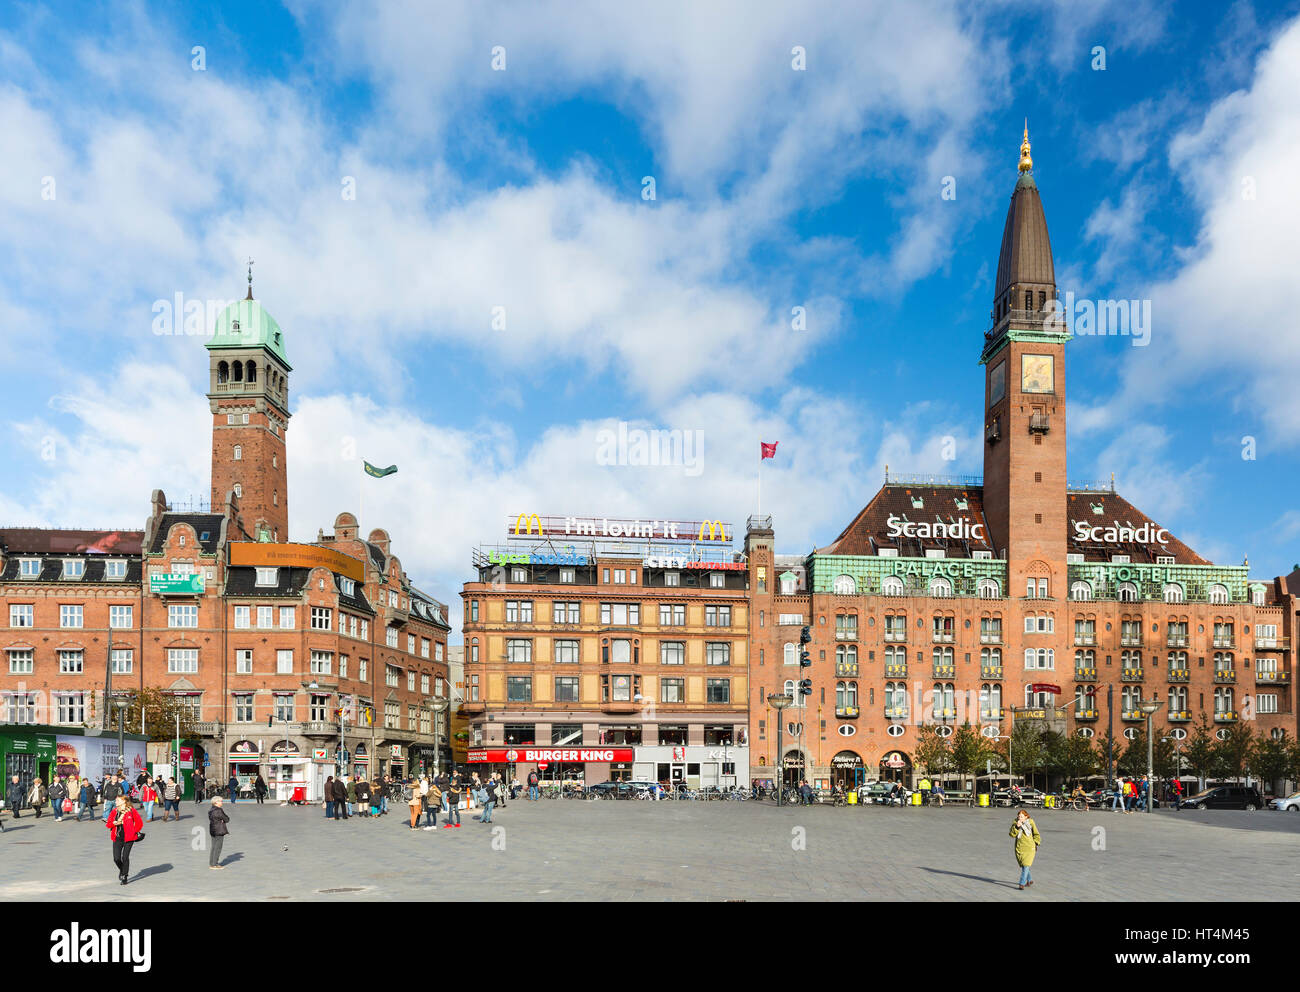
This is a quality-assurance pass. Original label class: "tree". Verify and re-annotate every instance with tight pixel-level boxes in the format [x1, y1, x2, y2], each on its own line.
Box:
[914, 724, 954, 783]
[114, 686, 201, 743]
[1095, 729, 1119, 785]
[1213, 722, 1255, 782]
[997, 719, 1046, 787]
[1184, 715, 1216, 787]
[1059, 733, 1099, 785]
[950, 722, 993, 783]
[1118, 728, 1148, 778]
[1251, 732, 1293, 796]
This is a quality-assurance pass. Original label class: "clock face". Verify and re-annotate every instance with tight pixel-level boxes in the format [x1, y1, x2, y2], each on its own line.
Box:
[1021, 354, 1054, 393]
[989, 361, 1006, 406]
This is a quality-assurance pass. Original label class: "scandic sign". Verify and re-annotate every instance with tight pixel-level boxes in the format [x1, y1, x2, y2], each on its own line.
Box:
[467, 748, 636, 763]
[229, 541, 366, 583]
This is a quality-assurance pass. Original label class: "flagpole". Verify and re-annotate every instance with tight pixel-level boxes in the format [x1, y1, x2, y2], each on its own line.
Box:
[757, 450, 762, 515]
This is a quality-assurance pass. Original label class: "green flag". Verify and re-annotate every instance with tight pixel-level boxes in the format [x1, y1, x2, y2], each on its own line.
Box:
[364, 462, 398, 478]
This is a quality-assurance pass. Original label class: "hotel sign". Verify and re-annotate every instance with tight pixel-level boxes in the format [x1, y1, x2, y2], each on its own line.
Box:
[508, 515, 732, 544]
[1071, 520, 1170, 545]
[467, 748, 636, 763]
[886, 514, 985, 541]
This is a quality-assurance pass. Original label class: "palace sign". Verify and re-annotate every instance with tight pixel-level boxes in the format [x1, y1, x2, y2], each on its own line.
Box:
[467, 748, 636, 764]
[886, 514, 985, 541]
[1071, 520, 1170, 545]
[508, 515, 732, 544]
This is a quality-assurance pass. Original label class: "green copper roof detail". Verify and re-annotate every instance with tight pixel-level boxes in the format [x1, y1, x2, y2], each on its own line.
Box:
[205, 298, 291, 368]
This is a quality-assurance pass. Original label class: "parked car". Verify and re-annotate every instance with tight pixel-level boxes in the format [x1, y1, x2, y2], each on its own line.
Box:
[1181, 785, 1265, 811]
[586, 781, 638, 799]
[993, 786, 1047, 806]
[1269, 790, 1300, 812]
[859, 782, 910, 805]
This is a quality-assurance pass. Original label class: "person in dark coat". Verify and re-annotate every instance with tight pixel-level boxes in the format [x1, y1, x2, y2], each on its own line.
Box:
[208, 795, 230, 868]
[355, 777, 371, 816]
[324, 776, 336, 818]
[78, 778, 97, 821]
[227, 774, 239, 803]
[331, 775, 349, 819]
[254, 774, 268, 805]
[99, 774, 121, 821]
[49, 777, 67, 822]
[194, 771, 206, 804]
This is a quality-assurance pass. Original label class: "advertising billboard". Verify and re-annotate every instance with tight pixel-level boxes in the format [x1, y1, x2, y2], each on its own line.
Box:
[55, 734, 147, 782]
[228, 542, 366, 582]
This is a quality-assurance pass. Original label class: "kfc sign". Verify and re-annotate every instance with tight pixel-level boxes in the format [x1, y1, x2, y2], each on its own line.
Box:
[467, 748, 636, 763]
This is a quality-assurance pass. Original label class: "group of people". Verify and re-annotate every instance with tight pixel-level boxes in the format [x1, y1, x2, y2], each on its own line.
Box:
[0, 771, 187, 827]
[402, 771, 507, 829]
[1110, 775, 1152, 812]
[321, 773, 398, 820]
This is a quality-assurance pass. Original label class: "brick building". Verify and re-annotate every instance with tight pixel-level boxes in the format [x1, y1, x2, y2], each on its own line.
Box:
[460, 517, 750, 788]
[745, 130, 1297, 790]
[0, 288, 450, 800]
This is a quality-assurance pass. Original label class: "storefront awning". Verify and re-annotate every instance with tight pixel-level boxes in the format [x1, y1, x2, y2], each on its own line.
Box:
[468, 747, 635, 763]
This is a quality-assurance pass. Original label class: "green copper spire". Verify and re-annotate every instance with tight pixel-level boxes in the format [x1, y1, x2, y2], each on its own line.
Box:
[205, 269, 291, 369]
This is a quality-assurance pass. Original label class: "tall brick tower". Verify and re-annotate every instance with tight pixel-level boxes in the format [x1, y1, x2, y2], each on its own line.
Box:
[981, 125, 1071, 598]
[205, 268, 291, 541]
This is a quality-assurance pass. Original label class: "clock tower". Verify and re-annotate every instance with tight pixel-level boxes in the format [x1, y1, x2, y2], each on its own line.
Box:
[981, 125, 1071, 598]
[205, 271, 292, 542]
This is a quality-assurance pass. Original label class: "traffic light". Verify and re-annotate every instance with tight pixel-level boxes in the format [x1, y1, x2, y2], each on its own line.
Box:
[799, 625, 811, 645]
[799, 650, 812, 667]
[798, 679, 813, 697]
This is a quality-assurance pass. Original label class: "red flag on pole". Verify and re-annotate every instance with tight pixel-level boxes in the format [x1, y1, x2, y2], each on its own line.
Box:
[760, 441, 778, 459]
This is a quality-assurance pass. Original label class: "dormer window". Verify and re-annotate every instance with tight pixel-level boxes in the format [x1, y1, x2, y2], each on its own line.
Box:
[256, 567, 278, 587]
[954, 497, 968, 510]
[341, 578, 355, 596]
[910, 496, 924, 509]
[62, 559, 85, 579]
[232, 319, 240, 331]
[105, 560, 127, 579]
[19, 558, 41, 578]
[1090, 503, 1104, 515]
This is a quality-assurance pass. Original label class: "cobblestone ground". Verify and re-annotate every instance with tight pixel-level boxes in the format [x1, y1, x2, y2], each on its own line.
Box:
[1, 797, 1297, 901]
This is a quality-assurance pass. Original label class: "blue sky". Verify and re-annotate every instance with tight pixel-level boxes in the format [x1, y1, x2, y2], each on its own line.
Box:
[3, 0, 1300, 626]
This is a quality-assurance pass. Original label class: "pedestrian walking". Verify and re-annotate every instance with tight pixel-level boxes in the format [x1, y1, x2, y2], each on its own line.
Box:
[194, 771, 206, 804]
[527, 769, 540, 801]
[407, 785, 423, 829]
[208, 795, 230, 869]
[227, 774, 239, 804]
[100, 774, 121, 822]
[1009, 808, 1041, 890]
[29, 777, 47, 818]
[369, 778, 382, 817]
[1173, 777, 1183, 811]
[331, 775, 349, 819]
[443, 776, 461, 828]
[7, 773, 26, 819]
[324, 776, 336, 819]
[161, 778, 181, 821]
[494, 773, 507, 808]
[254, 774, 268, 805]
[49, 776, 67, 823]
[106, 795, 144, 886]
[423, 779, 441, 830]
[480, 777, 497, 824]
[78, 778, 97, 821]
[140, 778, 158, 822]
[1110, 779, 1125, 812]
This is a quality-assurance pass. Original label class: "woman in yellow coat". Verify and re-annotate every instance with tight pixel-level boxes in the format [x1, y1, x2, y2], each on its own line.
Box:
[1009, 808, 1041, 889]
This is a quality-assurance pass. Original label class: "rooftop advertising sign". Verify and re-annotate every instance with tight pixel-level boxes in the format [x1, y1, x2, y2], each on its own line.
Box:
[149, 573, 206, 595]
[229, 542, 366, 582]
[507, 515, 732, 544]
[885, 513, 985, 541]
[1071, 520, 1170, 545]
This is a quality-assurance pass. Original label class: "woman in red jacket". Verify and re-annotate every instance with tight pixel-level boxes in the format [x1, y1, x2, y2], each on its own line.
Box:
[106, 795, 144, 885]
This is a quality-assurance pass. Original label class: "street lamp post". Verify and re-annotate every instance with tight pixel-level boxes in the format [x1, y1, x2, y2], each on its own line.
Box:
[113, 697, 129, 775]
[1138, 696, 1165, 813]
[429, 696, 450, 778]
[768, 694, 792, 806]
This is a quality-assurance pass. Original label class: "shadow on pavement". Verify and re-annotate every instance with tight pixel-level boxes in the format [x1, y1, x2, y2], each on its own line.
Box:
[916, 867, 1022, 890]
[131, 864, 174, 881]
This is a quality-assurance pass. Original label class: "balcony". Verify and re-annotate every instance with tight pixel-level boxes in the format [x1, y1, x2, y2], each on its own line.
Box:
[933, 665, 956, 678]
[979, 708, 1006, 721]
[884, 707, 909, 721]
[981, 666, 1004, 680]
[835, 661, 860, 678]
[1213, 670, 1236, 684]
[835, 630, 859, 642]
[601, 700, 640, 715]
[385, 601, 410, 628]
[1255, 670, 1290, 684]
[194, 721, 221, 737]
[1167, 709, 1192, 722]
[931, 632, 955, 644]
[980, 632, 1002, 644]
[1074, 634, 1096, 646]
[459, 700, 485, 716]
[835, 706, 860, 720]
[1074, 667, 1097, 682]
[885, 664, 908, 678]
[1074, 709, 1099, 721]
[1120, 668, 1144, 682]
[1120, 635, 1143, 647]
[1121, 709, 1143, 721]
[1167, 669, 1190, 682]
[930, 708, 957, 721]
[1214, 710, 1238, 724]
[1212, 636, 1235, 649]
[302, 721, 338, 736]
[1029, 413, 1051, 434]
[1254, 636, 1290, 651]
[884, 631, 907, 643]
[1167, 636, 1188, 648]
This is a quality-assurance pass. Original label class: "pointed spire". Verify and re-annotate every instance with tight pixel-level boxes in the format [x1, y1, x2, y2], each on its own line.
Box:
[245, 257, 255, 301]
[1019, 120, 1033, 173]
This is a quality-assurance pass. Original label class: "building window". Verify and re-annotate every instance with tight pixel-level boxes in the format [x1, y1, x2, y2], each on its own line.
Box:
[554, 639, 580, 664]
[1023, 614, 1054, 634]
[706, 678, 731, 704]
[58, 649, 84, 674]
[659, 604, 686, 626]
[833, 574, 856, 595]
[279, 607, 295, 629]
[664, 571, 680, 587]
[19, 558, 41, 578]
[555, 676, 580, 702]
[1163, 583, 1184, 604]
[233, 445, 242, 461]
[255, 566, 277, 586]
[406, 670, 416, 691]
[8, 649, 34, 674]
[168, 604, 198, 628]
[62, 559, 85, 579]
[783, 643, 798, 665]
[236, 650, 252, 674]
[705, 605, 732, 627]
[706, 642, 731, 666]
[234, 606, 251, 629]
[709, 572, 725, 589]
[60, 604, 84, 628]
[274, 694, 294, 722]
[977, 578, 1000, 599]
[421, 638, 431, 659]
[661, 678, 685, 703]
[383, 627, 396, 647]
[599, 603, 640, 625]
[1023, 648, 1055, 670]
[310, 650, 332, 675]
[1071, 581, 1092, 601]
[881, 576, 905, 596]
[234, 694, 254, 722]
[386, 665, 400, 687]
[506, 600, 534, 623]
[779, 573, 796, 595]
[105, 559, 127, 579]
[111, 648, 133, 674]
[167, 648, 199, 674]
[9, 604, 34, 628]
[929, 576, 953, 598]
[257, 605, 274, 629]
[55, 692, 86, 725]
[660, 641, 686, 665]
[507, 639, 532, 664]
[469, 674, 479, 702]
[311, 607, 333, 630]
[359, 659, 367, 681]
[553, 601, 580, 624]
[1117, 582, 1139, 602]
[1208, 583, 1229, 604]
[506, 677, 532, 703]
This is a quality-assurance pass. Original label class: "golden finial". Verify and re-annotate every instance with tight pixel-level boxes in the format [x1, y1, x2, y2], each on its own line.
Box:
[1019, 119, 1033, 173]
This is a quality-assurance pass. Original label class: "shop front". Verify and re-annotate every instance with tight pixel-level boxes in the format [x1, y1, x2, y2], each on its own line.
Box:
[407, 744, 440, 778]
[1, 725, 149, 801]
[351, 742, 369, 780]
[782, 748, 807, 789]
[879, 750, 912, 786]
[268, 740, 307, 801]
[633, 744, 750, 790]
[830, 750, 866, 790]
[467, 746, 635, 788]
[309, 746, 333, 801]
[386, 743, 405, 780]
[227, 739, 261, 794]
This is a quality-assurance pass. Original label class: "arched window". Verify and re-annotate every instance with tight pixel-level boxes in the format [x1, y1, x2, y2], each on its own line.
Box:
[783, 679, 803, 708]
[246, 361, 257, 383]
[1251, 586, 1265, 606]
[929, 576, 953, 598]
[833, 574, 856, 596]
[1207, 583, 1229, 604]
[1071, 581, 1092, 601]
[1163, 583, 1184, 604]
[881, 576, 905, 596]
[217, 361, 229, 383]
[233, 482, 242, 498]
[1117, 582, 1139, 602]
[1168, 686, 1187, 711]
[783, 643, 797, 666]
[846, 681, 857, 707]
[233, 445, 242, 461]
[232, 361, 243, 382]
[779, 573, 796, 595]
[977, 578, 999, 599]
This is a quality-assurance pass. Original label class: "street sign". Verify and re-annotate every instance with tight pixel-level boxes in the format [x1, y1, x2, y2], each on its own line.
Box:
[537, 762, 549, 770]
[203, 756, 210, 766]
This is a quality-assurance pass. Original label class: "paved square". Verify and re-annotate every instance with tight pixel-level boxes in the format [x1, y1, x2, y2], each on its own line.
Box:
[2, 798, 1297, 901]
